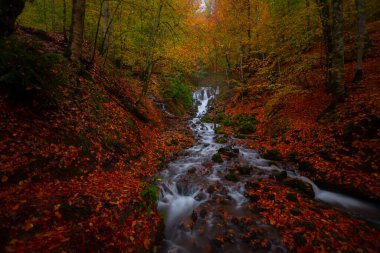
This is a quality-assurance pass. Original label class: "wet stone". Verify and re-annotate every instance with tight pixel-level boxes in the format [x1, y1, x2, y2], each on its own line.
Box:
[225, 173, 239, 182]
[207, 185, 216, 194]
[156, 88, 289, 253]
[273, 170, 288, 182]
[217, 146, 239, 159]
[200, 209, 207, 218]
[194, 191, 207, 201]
[188, 168, 196, 174]
[247, 193, 260, 202]
[212, 153, 223, 163]
[191, 211, 198, 222]
[237, 165, 251, 175]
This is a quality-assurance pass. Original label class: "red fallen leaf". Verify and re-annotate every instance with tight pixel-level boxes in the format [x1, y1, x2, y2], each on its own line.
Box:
[24, 222, 34, 231]
[54, 212, 62, 219]
[143, 239, 150, 249]
[1, 175, 8, 183]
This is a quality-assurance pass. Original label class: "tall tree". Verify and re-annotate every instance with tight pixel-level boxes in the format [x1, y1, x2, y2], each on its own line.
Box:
[63, 0, 67, 41]
[70, 0, 86, 63]
[0, 0, 25, 37]
[331, 0, 345, 103]
[90, 0, 105, 63]
[51, 0, 56, 32]
[138, 0, 163, 102]
[353, 0, 367, 82]
[316, 0, 333, 92]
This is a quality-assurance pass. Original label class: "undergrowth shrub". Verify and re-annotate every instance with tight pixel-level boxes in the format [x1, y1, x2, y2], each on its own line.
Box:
[0, 34, 68, 104]
[263, 149, 283, 161]
[160, 74, 192, 115]
[234, 114, 257, 134]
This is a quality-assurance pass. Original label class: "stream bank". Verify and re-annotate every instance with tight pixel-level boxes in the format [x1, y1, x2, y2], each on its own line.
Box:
[156, 87, 380, 252]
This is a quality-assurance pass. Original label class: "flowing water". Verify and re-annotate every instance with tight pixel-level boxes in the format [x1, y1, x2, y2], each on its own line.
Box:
[157, 87, 380, 253]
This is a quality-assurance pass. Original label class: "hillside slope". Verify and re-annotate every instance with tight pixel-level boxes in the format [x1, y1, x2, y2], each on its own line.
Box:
[0, 28, 191, 252]
[210, 21, 380, 202]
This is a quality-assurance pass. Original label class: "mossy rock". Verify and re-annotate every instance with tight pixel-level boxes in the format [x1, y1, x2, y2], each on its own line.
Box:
[283, 179, 314, 197]
[237, 165, 251, 175]
[273, 171, 287, 182]
[237, 123, 257, 134]
[201, 114, 213, 123]
[212, 153, 223, 163]
[217, 147, 238, 159]
[225, 173, 239, 182]
[214, 126, 225, 134]
[263, 149, 283, 161]
[215, 137, 228, 144]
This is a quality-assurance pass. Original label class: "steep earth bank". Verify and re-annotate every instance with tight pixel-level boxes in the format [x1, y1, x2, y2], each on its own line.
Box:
[208, 21, 380, 204]
[0, 27, 192, 252]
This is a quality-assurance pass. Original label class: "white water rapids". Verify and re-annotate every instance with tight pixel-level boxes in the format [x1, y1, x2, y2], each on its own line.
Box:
[156, 87, 380, 253]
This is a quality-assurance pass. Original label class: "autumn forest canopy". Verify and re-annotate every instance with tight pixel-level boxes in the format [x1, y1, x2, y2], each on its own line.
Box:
[1, 0, 380, 252]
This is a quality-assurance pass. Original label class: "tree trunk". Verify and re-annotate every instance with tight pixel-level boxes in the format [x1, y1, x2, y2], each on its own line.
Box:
[44, 0, 47, 30]
[100, 0, 121, 56]
[316, 0, 333, 92]
[70, 0, 86, 63]
[90, 0, 104, 63]
[331, 0, 345, 103]
[51, 0, 55, 32]
[306, 0, 310, 30]
[239, 43, 244, 82]
[102, 0, 110, 51]
[0, 0, 25, 37]
[354, 0, 366, 82]
[246, 0, 251, 53]
[63, 0, 67, 41]
[137, 0, 163, 103]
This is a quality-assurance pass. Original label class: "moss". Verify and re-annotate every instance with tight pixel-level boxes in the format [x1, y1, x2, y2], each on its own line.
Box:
[225, 173, 239, 182]
[235, 114, 257, 134]
[0, 36, 68, 105]
[269, 116, 290, 138]
[273, 171, 287, 182]
[212, 153, 223, 163]
[171, 138, 179, 146]
[283, 179, 314, 197]
[201, 114, 213, 123]
[214, 126, 225, 134]
[141, 185, 159, 209]
[215, 137, 228, 144]
[218, 147, 239, 160]
[160, 74, 192, 116]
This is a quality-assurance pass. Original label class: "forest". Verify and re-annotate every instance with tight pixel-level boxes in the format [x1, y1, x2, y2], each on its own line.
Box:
[0, 0, 380, 252]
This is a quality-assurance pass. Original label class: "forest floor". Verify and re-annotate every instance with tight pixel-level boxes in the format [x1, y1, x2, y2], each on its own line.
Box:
[0, 27, 193, 252]
[1, 22, 380, 253]
[211, 21, 380, 203]
[203, 21, 380, 252]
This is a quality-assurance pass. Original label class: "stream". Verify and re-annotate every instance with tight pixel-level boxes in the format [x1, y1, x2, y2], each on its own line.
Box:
[157, 87, 380, 253]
